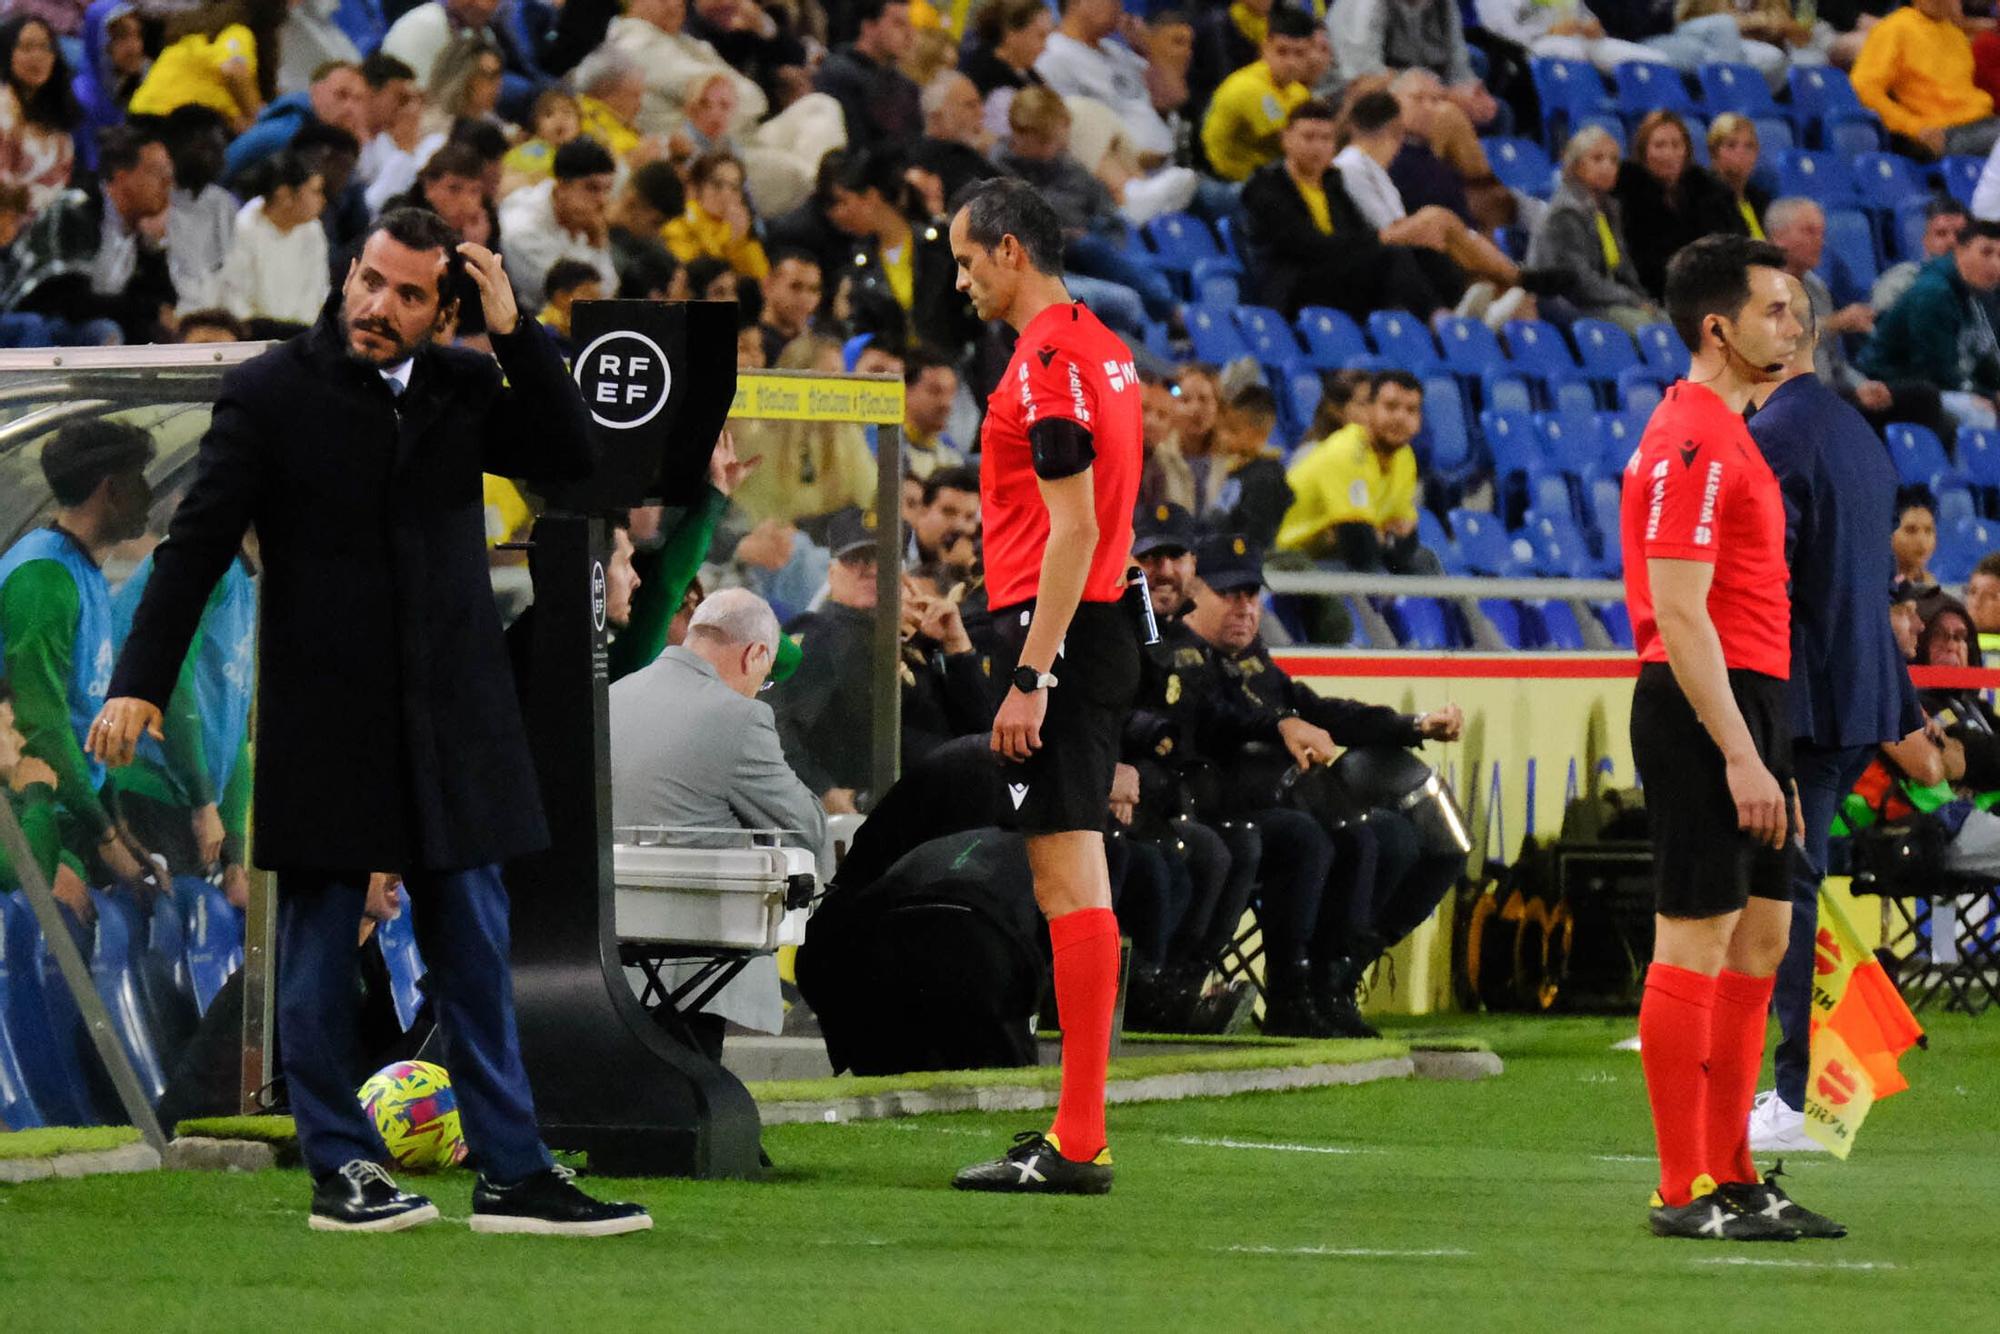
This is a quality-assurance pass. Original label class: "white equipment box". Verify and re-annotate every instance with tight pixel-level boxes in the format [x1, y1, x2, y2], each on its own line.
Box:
[612, 837, 817, 954]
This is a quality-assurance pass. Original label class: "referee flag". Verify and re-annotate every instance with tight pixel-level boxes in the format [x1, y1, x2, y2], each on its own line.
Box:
[1803, 888, 1925, 1158]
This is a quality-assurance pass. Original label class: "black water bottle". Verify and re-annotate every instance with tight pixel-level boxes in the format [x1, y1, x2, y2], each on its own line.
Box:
[1124, 565, 1161, 645]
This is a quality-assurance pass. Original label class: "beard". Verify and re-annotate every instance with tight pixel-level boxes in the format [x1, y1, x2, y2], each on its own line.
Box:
[340, 306, 431, 368]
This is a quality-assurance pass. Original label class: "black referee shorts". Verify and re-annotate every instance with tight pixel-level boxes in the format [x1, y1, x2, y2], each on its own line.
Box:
[1629, 662, 1799, 920]
[990, 599, 1142, 836]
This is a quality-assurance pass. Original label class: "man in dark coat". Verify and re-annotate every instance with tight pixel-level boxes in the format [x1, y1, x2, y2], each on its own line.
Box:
[90, 208, 650, 1239]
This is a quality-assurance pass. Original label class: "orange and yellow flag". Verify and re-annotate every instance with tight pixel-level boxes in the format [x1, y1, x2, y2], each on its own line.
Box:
[1803, 888, 1925, 1157]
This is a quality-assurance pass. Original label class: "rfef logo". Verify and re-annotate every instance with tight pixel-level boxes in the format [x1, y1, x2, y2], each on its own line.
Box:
[590, 560, 607, 632]
[575, 330, 672, 430]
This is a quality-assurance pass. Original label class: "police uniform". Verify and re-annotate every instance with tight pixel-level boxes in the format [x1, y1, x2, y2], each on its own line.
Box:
[770, 508, 883, 802]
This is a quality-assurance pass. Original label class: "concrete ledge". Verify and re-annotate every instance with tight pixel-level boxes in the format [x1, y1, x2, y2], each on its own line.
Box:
[759, 1056, 1418, 1125]
[163, 1137, 279, 1173]
[1411, 1048, 1506, 1081]
[0, 1142, 160, 1184]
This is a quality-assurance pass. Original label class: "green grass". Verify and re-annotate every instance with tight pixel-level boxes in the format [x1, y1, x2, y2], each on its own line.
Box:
[4, 1013, 1997, 1332]
[173, 1115, 299, 1144]
[0, 1125, 138, 1160]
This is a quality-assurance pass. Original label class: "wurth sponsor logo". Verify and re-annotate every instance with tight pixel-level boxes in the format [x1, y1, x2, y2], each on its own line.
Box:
[1693, 460, 1723, 546]
[1068, 360, 1091, 424]
[1645, 458, 1670, 541]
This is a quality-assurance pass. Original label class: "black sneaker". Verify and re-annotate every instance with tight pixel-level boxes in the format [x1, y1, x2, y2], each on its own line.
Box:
[1649, 1178, 1801, 1241]
[308, 1160, 440, 1233]
[1718, 1163, 1848, 1239]
[951, 1131, 1113, 1195]
[1260, 992, 1333, 1038]
[1190, 980, 1258, 1035]
[469, 1164, 653, 1237]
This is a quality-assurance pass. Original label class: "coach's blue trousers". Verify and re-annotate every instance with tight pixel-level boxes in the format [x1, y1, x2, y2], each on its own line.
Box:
[278, 864, 552, 1182]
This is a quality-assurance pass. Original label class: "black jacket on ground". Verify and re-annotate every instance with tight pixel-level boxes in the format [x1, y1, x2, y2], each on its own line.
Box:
[108, 300, 595, 871]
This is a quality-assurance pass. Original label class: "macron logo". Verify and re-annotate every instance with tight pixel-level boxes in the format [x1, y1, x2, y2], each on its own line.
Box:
[1008, 783, 1030, 810]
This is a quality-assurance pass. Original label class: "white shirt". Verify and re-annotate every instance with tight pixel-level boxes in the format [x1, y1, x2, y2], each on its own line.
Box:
[380, 358, 414, 395]
[1034, 31, 1173, 158]
[1334, 144, 1407, 232]
[603, 15, 767, 139]
[379, 3, 482, 87]
[495, 177, 619, 310]
[217, 196, 331, 326]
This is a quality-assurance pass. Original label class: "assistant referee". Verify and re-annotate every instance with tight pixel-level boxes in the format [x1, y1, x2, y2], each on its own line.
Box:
[1620, 234, 1840, 1242]
[945, 179, 1142, 1196]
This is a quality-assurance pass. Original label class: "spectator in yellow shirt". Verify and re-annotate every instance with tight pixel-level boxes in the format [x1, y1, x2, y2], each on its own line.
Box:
[127, 19, 260, 132]
[1199, 5, 1315, 183]
[1850, 0, 2000, 159]
[664, 151, 770, 278]
[1277, 370, 1441, 573]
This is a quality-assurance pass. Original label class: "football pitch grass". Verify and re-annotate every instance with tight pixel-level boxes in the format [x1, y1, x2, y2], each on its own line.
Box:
[5, 1013, 1997, 1332]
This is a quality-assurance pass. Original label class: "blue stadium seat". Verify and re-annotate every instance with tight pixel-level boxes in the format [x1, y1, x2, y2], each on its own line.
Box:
[1958, 426, 2000, 498]
[1480, 408, 1543, 476]
[1617, 366, 1667, 417]
[1547, 372, 1598, 418]
[182, 878, 243, 1016]
[1417, 374, 1477, 482]
[1786, 65, 1877, 149]
[1941, 155, 1985, 207]
[1526, 467, 1579, 523]
[1449, 509, 1531, 576]
[5, 891, 97, 1124]
[1140, 211, 1223, 274]
[1435, 315, 1509, 380]
[1852, 152, 1927, 209]
[1215, 215, 1245, 264]
[1188, 305, 1252, 364]
[1613, 60, 1694, 120]
[1595, 600, 1635, 648]
[1288, 370, 1324, 438]
[1819, 207, 1881, 308]
[0, 895, 48, 1128]
[1571, 318, 1642, 384]
[85, 887, 168, 1103]
[1366, 309, 1442, 371]
[1684, 115, 1711, 167]
[1493, 225, 1528, 261]
[1778, 149, 1861, 208]
[1937, 484, 1977, 534]
[1885, 421, 1960, 489]
[1892, 196, 1935, 264]
[1485, 136, 1557, 197]
[1295, 307, 1370, 370]
[1530, 56, 1613, 141]
[1534, 410, 1599, 476]
[1748, 115, 1796, 157]
[1634, 322, 1684, 374]
[1535, 599, 1589, 650]
[1417, 506, 1458, 565]
[1522, 511, 1592, 578]
[1480, 597, 1536, 649]
[1390, 595, 1459, 648]
[1593, 411, 1643, 478]
[1697, 62, 1780, 116]
[1480, 368, 1537, 416]
[1235, 304, 1306, 369]
[1587, 475, 1624, 574]
[1935, 517, 1992, 583]
[1502, 318, 1580, 380]
[1825, 117, 1884, 156]
[1191, 256, 1242, 306]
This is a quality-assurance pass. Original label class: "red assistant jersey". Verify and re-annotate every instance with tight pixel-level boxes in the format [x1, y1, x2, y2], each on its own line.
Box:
[979, 301, 1143, 608]
[1619, 380, 1790, 678]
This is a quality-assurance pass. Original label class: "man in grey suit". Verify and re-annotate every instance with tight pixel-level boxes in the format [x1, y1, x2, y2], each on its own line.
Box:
[608, 588, 825, 1036]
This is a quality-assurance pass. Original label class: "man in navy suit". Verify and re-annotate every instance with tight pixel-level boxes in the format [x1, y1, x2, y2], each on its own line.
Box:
[1746, 274, 1924, 1154]
[91, 210, 651, 1237]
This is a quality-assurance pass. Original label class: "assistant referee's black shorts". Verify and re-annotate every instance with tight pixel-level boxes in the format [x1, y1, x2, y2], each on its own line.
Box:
[990, 599, 1141, 835]
[1629, 662, 1799, 919]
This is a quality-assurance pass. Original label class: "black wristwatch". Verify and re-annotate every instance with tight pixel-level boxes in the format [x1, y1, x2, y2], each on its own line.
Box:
[1011, 664, 1058, 693]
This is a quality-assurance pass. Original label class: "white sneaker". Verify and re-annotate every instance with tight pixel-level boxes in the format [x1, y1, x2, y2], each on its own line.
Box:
[1453, 280, 1498, 322]
[1481, 286, 1533, 332]
[1747, 1089, 1825, 1153]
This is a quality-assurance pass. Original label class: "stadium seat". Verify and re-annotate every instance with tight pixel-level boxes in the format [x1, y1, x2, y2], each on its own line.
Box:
[1480, 597, 1536, 649]
[1480, 369, 1538, 416]
[1502, 318, 1581, 380]
[1613, 60, 1694, 122]
[85, 887, 169, 1103]
[1885, 421, 1959, 489]
[1366, 309, 1442, 371]
[6, 891, 100, 1124]
[1188, 304, 1252, 364]
[1383, 595, 1446, 648]
[1892, 196, 1935, 264]
[1215, 215, 1244, 264]
[1595, 600, 1635, 648]
[1617, 366, 1667, 416]
[1697, 62, 1780, 116]
[1571, 318, 1642, 385]
[1957, 426, 2000, 503]
[1526, 467, 1579, 523]
[1748, 115, 1795, 158]
[1778, 149, 1861, 208]
[1522, 511, 1592, 578]
[1937, 484, 1977, 534]
[1417, 374, 1478, 484]
[1417, 506, 1459, 568]
[1493, 224, 1527, 261]
[1819, 207, 1881, 308]
[1451, 509, 1533, 576]
[1295, 306, 1371, 370]
[1941, 155, 1985, 207]
[1852, 152, 1927, 210]
[1547, 372, 1598, 418]
[1288, 370, 1324, 439]
[1534, 410, 1599, 477]
[1683, 115, 1711, 166]
[1235, 305, 1307, 370]
[182, 878, 244, 1016]
[1140, 211, 1223, 274]
[1530, 56, 1613, 142]
[1935, 516, 1993, 582]
[1535, 599, 1589, 649]
[0, 895, 48, 1128]
[1824, 117, 1883, 157]
[1593, 411, 1643, 478]
[1436, 315, 1509, 380]
[1484, 136, 1557, 197]
[1191, 256, 1243, 307]
[1786, 65, 1875, 149]
[1634, 322, 1684, 374]
[1587, 475, 1624, 574]
[1481, 408, 1543, 474]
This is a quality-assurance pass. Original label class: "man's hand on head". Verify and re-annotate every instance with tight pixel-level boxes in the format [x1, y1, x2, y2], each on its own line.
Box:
[456, 242, 517, 336]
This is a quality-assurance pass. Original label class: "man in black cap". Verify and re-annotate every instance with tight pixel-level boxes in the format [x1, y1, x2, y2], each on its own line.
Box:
[1183, 532, 1464, 1035]
[771, 507, 884, 815]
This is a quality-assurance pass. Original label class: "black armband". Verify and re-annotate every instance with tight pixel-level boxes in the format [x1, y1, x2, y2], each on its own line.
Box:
[1029, 418, 1096, 480]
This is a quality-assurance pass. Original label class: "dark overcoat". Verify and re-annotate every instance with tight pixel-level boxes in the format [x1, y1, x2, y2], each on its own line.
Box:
[109, 302, 596, 871]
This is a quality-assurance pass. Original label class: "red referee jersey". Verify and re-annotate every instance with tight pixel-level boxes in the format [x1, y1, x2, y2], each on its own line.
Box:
[979, 301, 1143, 608]
[1619, 380, 1790, 679]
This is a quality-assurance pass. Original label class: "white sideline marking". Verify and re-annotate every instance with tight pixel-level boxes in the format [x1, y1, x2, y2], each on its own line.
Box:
[1611, 1036, 1642, 1052]
[1226, 1245, 1472, 1259]
[1176, 1136, 1385, 1156]
[1594, 1154, 1656, 1163]
[1692, 1257, 1898, 1271]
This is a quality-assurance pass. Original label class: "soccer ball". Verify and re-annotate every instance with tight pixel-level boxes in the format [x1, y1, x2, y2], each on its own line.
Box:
[358, 1060, 468, 1173]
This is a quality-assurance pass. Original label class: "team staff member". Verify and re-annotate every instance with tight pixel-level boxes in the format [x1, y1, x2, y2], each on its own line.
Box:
[1620, 234, 1836, 1242]
[1746, 279, 1922, 1164]
[91, 210, 649, 1238]
[946, 178, 1143, 1196]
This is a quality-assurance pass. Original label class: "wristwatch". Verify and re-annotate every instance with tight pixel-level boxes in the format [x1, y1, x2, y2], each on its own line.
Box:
[1011, 664, 1058, 693]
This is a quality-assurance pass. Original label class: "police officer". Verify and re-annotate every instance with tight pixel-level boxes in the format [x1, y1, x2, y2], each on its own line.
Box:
[1185, 534, 1465, 1036]
[770, 507, 884, 814]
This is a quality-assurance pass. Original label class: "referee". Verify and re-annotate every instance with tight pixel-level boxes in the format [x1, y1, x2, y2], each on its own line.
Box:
[945, 179, 1143, 1196]
[1620, 235, 1838, 1242]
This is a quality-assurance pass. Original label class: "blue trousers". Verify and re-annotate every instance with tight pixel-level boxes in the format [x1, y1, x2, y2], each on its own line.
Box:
[1067, 232, 1179, 323]
[1772, 743, 1874, 1108]
[278, 863, 551, 1182]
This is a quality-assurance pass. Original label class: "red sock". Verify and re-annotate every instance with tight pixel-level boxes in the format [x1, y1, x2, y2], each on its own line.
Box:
[1706, 969, 1776, 1186]
[1047, 906, 1120, 1162]
[1639, 962, 1717, 1207]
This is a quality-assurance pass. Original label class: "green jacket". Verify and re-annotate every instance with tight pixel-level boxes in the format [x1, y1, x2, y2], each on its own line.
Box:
[1859, 255, 2000, 395]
